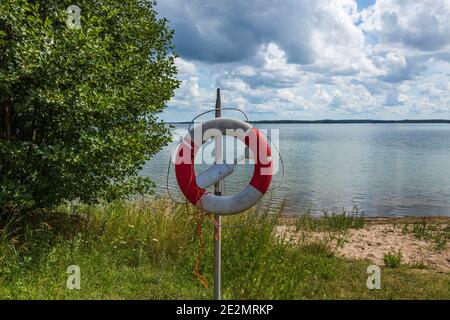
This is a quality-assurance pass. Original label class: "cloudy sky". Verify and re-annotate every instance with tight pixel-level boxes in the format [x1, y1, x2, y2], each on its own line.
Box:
[157, 0, 450, 121]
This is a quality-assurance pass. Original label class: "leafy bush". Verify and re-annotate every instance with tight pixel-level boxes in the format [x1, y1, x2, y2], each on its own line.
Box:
[0, 0, 179, 210]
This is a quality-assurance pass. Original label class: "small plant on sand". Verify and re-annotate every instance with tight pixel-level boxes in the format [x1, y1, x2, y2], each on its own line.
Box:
[295, 207, 364, 233]
[383, 249, 403, 268]
[412, 218, 433, 240]
[434, 234, 448, 251]
[401, 220, 449, 251]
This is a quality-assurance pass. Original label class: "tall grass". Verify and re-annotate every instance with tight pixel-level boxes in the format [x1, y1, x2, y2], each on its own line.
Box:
[0, 199, 449, 300]
[400, 218, 450, 251]
[294, 208, 365, 232]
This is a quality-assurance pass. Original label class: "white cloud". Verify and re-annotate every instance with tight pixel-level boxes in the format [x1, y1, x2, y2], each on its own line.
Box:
[361, 0, 450, 51]
[159, 0, 450, 121]
[175, 57, 197, 76]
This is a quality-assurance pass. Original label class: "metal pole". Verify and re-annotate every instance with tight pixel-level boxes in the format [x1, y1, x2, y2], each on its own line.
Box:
[214, 88, 222, 300]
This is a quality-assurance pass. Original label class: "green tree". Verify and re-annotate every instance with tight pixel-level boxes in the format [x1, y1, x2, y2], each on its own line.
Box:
[0, 0, 179, 210]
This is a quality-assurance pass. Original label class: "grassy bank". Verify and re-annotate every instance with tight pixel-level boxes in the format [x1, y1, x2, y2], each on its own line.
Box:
[0, 199, 449, 299]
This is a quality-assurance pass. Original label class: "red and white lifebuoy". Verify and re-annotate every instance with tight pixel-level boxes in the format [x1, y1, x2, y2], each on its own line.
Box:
[175, 118, 273, 215]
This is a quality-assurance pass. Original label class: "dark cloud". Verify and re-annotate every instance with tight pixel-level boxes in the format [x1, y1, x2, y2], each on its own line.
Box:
[239, 74, 299, 89]
[157, 0, 316, 64]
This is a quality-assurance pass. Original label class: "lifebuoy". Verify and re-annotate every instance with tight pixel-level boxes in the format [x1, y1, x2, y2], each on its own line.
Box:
[175, 118, 273, 215]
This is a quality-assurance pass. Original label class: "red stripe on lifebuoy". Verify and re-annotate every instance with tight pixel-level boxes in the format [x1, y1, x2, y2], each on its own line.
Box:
[175, 138, 206, 205]
[174, 120, 273, 214]
[245, 127, 273, 194]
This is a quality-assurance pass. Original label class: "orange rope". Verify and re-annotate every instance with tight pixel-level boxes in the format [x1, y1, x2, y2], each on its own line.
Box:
[194, 255, 209, 288]
[193, 209, 209, 288]
[183, 142, 214, 289]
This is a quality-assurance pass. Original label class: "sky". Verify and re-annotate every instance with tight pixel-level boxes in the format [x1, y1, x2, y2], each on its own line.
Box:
[156, 0, 450, 121]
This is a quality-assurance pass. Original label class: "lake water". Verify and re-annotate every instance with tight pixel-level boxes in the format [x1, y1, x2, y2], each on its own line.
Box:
[142, 123, 450, 217]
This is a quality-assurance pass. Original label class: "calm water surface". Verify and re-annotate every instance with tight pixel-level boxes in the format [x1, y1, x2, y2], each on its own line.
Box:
[142, 124, 450, 217]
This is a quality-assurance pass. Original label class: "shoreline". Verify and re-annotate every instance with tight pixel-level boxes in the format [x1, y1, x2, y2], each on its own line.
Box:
[280, 215, 450, 223]
[167, 119, 450, 125]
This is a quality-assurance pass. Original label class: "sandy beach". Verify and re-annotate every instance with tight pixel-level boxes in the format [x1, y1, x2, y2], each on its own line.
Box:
[277, 217, 450, 273]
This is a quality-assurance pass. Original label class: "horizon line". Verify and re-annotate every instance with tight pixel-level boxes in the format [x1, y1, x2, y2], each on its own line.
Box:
[166, 119, 450, 124]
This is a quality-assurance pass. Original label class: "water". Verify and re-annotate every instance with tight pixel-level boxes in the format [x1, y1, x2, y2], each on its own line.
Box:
[142, 123, 450, 217]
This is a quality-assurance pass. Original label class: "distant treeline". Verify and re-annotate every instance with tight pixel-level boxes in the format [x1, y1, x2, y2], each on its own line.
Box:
[251, 119, 450, 124]
[168, 119, 450, 125]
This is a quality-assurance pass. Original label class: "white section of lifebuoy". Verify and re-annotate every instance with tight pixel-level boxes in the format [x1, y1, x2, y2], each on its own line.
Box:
[196, 163, 236, 189]
[198, 185, 264, 215]
[175, 117, 273, 215]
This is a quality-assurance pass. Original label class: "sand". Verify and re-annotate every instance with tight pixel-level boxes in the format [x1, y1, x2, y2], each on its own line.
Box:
[276, 218, 450, 273]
